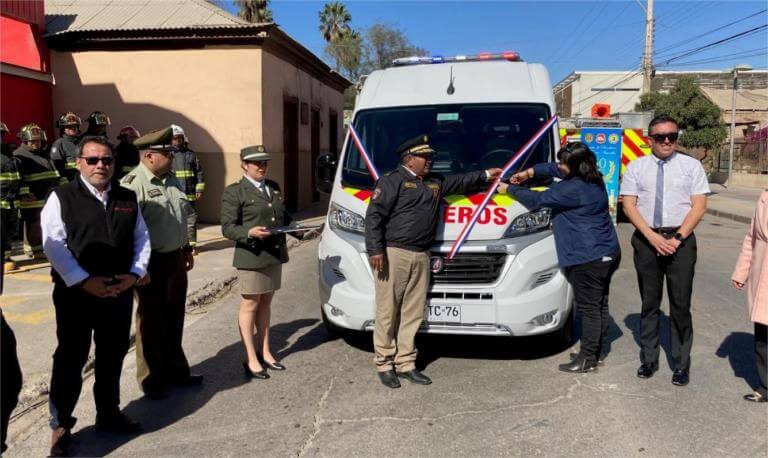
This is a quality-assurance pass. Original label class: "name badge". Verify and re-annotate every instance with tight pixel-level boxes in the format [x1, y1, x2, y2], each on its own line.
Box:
[148, 189, 163, 198]
[403, 182, 418, 189]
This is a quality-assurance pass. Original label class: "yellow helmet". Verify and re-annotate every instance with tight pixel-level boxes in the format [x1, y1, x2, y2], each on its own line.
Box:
[17, 123, 48, 143]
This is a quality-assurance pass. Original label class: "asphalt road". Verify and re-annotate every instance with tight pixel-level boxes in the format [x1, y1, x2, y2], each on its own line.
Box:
[6, 215, 768, 457]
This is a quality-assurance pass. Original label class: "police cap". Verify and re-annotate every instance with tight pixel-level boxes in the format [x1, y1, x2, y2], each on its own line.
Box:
[397, 134, 434, 158]
[134, 126, 177, 151]
[240, 145, 270, 162]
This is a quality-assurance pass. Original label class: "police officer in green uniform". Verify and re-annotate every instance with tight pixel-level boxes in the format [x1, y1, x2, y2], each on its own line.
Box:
[120, 126, 202, 398]
[14, 123, 65, 258]
[222, 145, 305, 378]
[50, 112, 82, 182]
[170, 125, 204, 251]
[114, 126, 140, 180]
[1, 122, 21, 271]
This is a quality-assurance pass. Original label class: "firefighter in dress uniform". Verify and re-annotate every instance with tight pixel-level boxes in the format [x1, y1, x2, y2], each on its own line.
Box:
[364, 134, 501, 388]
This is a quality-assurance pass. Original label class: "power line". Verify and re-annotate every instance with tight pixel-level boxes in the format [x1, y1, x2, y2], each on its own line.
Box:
[660, 50, 767, 67]
[545, 1, 601, 65]
[657, 24, 768, 66]
[655, 8, 767, 57]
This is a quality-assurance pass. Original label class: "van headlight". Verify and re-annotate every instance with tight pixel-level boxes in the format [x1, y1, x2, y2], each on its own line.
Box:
[329, 202, 365, 234]
[504, 208, 551, 237]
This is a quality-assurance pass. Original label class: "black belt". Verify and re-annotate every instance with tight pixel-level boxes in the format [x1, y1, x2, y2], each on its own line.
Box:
[650, 226, 680, 235]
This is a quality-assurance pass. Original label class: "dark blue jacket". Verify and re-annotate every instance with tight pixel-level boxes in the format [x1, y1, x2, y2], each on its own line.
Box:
[506, 163, 619, 267]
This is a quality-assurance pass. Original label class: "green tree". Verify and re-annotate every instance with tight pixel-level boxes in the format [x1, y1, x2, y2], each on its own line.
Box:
[362, 23, 428, 72]
[635, 77, 727, 152]
[325, 29, 363, 78]
[319, 1, 352, 43]
[234, 0, 273, 23]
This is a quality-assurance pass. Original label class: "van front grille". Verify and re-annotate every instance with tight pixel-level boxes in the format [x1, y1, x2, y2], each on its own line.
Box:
[430, 253, 506, 284]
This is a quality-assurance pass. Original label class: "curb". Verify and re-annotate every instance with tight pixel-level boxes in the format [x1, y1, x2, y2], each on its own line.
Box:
[11, 223, 324, 423]
[706, 208, 752, 225]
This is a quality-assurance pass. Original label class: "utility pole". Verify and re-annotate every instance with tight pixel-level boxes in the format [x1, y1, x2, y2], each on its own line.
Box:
[642, 0, 654, 94]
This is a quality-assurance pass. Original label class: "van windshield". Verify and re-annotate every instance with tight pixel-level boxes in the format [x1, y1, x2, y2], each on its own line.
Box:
[341, 104, 554, 189]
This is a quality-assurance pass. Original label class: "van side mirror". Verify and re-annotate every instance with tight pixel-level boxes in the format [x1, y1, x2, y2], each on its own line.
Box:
[315, 153, 337, 194]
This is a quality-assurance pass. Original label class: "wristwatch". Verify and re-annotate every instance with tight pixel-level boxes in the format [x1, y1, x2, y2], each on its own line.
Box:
[673, 232, 685, 241]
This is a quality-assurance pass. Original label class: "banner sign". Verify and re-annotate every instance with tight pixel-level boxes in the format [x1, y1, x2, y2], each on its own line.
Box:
[581, 128, 622, 224]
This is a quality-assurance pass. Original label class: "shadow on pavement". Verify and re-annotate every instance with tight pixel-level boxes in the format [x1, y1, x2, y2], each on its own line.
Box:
[66, 319, 329, 455]
[716, 331, 761, 392]
[195, 239, 234, 254]
[624, 313, 674, 369]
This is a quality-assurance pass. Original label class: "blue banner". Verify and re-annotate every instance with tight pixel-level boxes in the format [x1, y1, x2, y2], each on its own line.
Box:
[581, 128, 622, 224]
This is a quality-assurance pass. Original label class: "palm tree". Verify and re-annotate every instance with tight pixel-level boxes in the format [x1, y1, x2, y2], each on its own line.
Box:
[318, 1, 351, 43]
[235, 0, 273, 23]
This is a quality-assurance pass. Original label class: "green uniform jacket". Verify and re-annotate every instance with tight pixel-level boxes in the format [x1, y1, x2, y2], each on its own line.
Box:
[221, 178, 291, 270]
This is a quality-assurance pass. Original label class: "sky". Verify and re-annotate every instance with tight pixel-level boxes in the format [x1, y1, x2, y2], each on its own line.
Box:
[219, 0, 768, 84]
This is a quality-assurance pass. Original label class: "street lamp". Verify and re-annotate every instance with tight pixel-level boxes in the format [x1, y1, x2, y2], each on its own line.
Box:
[726, 63, 752, 187]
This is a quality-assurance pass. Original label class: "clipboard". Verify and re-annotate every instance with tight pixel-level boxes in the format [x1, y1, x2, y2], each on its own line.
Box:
[267, 223, 322, 234]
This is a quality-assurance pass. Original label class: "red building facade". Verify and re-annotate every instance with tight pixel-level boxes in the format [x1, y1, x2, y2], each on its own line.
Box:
[1, 0, 53, 141]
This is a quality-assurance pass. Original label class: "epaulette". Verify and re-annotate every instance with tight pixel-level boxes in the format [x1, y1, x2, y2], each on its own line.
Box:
[123, 175, 136, 184]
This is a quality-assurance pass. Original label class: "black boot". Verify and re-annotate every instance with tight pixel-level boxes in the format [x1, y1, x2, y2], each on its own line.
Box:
[558, 354, 597, 373]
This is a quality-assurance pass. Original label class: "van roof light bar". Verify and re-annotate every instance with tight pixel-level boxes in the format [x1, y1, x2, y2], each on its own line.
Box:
[391, 51, 521, 67]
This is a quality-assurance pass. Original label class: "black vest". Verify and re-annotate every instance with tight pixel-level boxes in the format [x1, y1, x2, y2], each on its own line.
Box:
[53, 178, 138, 281]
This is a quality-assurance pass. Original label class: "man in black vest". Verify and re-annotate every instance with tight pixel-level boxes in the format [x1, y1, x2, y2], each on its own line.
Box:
[41, 136, 151, 456]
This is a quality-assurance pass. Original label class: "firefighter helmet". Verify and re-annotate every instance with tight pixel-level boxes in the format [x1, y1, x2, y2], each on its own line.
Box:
[87, 111, 111, 126]
[117, 125, 140, 141]
[0, 122, 8, 135]
[56, 112, 82, 128]
[170, 124, 187, 142]
[17, 123, 48, 143]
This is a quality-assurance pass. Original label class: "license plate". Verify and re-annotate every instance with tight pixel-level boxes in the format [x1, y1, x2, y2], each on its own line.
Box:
[425, 304, 461, 323]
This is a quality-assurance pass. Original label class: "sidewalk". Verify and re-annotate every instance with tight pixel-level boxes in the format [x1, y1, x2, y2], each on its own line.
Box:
[706, 184, 763, 224]
[1, 197, 328, 414]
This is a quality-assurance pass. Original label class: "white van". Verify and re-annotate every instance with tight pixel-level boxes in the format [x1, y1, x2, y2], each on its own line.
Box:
[315, 53, 573, 342]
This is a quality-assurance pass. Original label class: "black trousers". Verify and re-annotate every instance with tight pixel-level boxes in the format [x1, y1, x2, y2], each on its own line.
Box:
[564, 250, 621, 363]
[49, 283, 133, 429]
[632, 230, 697, 371]
[135, 250, 190, 393]
[756, 322, 767, 397]
[1, 313, 22, 452]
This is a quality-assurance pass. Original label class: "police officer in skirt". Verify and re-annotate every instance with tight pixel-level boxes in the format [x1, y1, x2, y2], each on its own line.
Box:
[365, 135, 501, 388]
[221, 146, 304, 379]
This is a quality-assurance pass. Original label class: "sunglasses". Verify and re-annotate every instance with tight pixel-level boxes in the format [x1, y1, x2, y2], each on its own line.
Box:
[80, 156, 114, 166]
[650, 132, 679, 143]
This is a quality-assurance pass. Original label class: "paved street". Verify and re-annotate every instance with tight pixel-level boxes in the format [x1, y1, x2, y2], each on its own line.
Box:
[6, 214, 768, 456]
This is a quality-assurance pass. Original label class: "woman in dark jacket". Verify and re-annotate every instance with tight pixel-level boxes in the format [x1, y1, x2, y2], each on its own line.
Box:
[221, 145, 300, 379]
[498, 142, 621, 373]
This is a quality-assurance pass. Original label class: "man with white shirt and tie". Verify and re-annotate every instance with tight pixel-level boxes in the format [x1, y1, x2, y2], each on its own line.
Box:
[620, 115, 709, 387]
[41, 136, 150, 455]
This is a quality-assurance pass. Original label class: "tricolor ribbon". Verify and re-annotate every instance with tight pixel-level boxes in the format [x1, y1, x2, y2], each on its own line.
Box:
[348, 124, 379, 181]
[447, 115, 559, 260]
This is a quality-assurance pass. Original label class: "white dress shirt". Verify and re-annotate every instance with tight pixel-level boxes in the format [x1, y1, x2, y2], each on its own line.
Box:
[243, 174, 271, 198]
[620, 152, 710, 228]
[41, 176, 152, 287]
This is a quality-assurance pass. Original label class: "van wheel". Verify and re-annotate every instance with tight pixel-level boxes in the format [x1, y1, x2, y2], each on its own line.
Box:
[556, 307, 575, 347]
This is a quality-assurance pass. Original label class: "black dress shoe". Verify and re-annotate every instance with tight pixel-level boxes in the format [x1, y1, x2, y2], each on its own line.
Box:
[243, 361, 270, 380]
[744, 392, 768, 403]
[378, 370, 401, 388]
[671, 369, 689, 386]
[636, 363, 658, 379]
[95, 413, 142, 434]
[174, 374, 204, 386]
[258, 355, 286, 371]
[559, 355, 597, 373]
[397, 369, 432, 385]
[570, 352, 605, 366]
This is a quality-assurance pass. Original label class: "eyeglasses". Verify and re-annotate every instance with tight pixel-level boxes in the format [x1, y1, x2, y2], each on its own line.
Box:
[650, 132, 679, 143]
[80, 156, 114, 166]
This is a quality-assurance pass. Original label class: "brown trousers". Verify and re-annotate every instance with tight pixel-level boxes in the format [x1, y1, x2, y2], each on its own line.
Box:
[135, 250, 190, 392]
[373, 247, 429, 372]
